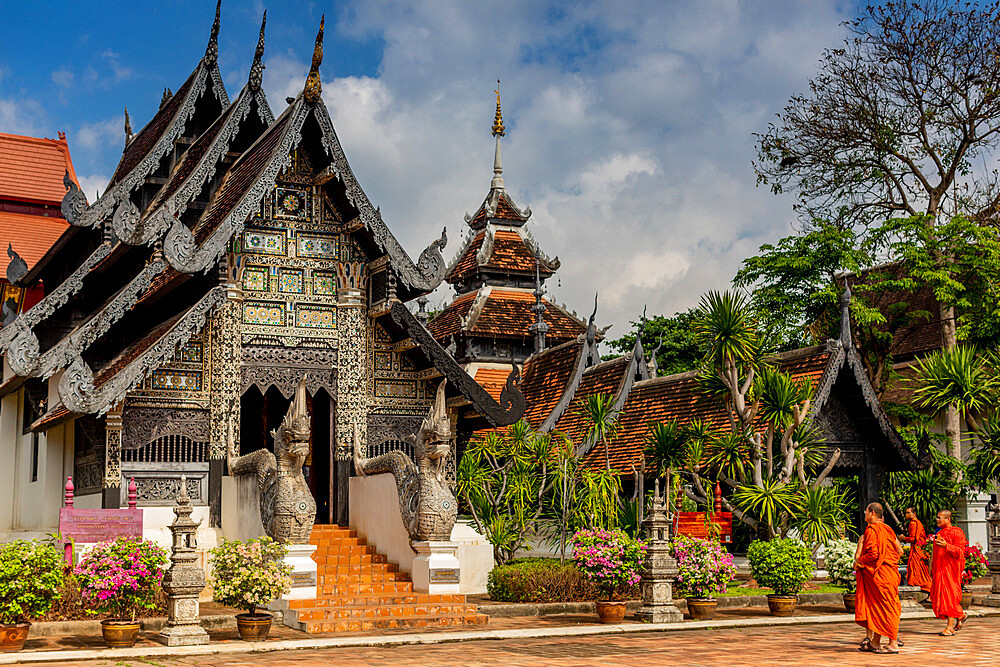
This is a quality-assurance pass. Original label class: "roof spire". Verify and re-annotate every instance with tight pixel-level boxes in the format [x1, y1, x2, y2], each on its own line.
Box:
[528, 260, 549, 354]
[840, 282, 853, 348]
[159, 87, 173, 109]
[491, 80, 505, 190]
[303, 15, 325, 104]
[123, 107, 133, 146]
[204, 0, 221, 65]
[248, 10, 266, 91]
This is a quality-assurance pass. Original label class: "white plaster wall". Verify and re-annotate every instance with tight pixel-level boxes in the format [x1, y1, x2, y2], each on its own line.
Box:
[15, 423, 68, 533]
[452, 520, 494, 594]
[349, 474, 416, 574]
[74, 493, 102, 510]
[221, 475, 265, 541]
[0, 392, 20, 531]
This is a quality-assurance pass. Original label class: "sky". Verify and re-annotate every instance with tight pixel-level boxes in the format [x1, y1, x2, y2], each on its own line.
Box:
[0, 0, 858, 341]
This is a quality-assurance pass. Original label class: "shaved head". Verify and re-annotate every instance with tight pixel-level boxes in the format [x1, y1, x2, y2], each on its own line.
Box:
[866, 502, 884, 518]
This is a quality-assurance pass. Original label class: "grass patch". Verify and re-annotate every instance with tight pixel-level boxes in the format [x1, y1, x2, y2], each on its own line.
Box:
[717, 583, 847, 598]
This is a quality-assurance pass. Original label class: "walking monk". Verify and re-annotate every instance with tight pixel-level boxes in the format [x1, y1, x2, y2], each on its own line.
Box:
[930, 510, 968, 636]
[899, 507, 931, 594]
[855, 503, 901, 654]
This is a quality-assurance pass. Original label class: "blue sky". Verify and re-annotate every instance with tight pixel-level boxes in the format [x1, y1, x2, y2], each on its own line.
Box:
[0, 1, 858, 337]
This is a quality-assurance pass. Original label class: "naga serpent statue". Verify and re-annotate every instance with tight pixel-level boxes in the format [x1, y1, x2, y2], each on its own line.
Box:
[353, 379, 457, 542]
[229, 377, 317, 544]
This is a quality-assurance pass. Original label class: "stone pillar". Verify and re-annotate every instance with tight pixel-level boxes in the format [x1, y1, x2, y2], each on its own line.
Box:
[156, 476, 210, 646]
[984, 499, 1000, 607]
[635, 480, 682, 623]
[208, 276, 244, 527]
[411, 541, 461, 594]
[102, 405, 123, 509]
[334, 261, 367, 527]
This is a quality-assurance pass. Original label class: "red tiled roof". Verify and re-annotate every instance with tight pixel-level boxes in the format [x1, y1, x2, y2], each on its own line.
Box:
[553, 356, 631, 444]
[468, 189, 529, 228]
[473, 366, 513, 403]
[519, 339, 585, 429]
[428, 288, 587, 342]
[446, 232, 485, 283]
[0, 132, 79, 204]
[588, 346, 833, 473]
[0, 212, 69, 274]
[447, 229, 554, 284]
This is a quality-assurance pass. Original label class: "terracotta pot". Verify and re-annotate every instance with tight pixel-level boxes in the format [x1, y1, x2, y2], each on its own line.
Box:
[0, 622, 30, 653]
[236, 613, 273, 641]
[842, 592, 856, 613]
[766, 594, 797, 617]
[101, 620, 141, 648]
[961, 592, 973, 609]
[595, 601, 627, 624]
[686, 598, 718, 620]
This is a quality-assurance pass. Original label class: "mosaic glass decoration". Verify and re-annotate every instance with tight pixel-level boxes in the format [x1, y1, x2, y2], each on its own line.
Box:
[278, 269, 304, 294]
[242, 266, 269, 292]
[313, 271, 336, 295]
[243, 301, 285, 326]
[297, 233, 338, 259]
[374, 381, 417, 398]
[242, 229, 286, 256]
[151, 370, 202, 391]
[399, 353, 417, 371]
[295, 304, 336, 329]
[275, 187, 308, 220]
[176, 341, 203, 364]
[374, 351, 393, 371]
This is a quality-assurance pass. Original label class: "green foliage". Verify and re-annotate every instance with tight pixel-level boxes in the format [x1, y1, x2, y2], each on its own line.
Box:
[746, 538, 815, 595]
[670, 536, 737, 599]
[485, 559, 597, 603]
[733, 480, 801, 538]
[695, 291, 759, 367]
[577, 393, 619, 472]
[885, 469, 961, 531]
[571, 528, 645, 600]
[74, 537, 168, 622]
[912, 345, 999, 420]
[0, 540, 65, 624]
[605, 309, 703, 376]
[823, 538, 858, 593]
[209, 537, 292, 616]
[795, 486, 852, 547]
[968, 418, 1000, 492]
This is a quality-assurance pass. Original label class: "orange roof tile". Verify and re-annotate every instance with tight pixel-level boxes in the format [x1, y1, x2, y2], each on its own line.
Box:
[473, 366, 513, 403]
[553, 356, 631, 444]
[468, 189, 529, 228]
[446, 232, 485, 283]
[0, 211, 70, 275]
[0, 132, 79, 204]
[519, 339, 585, 428]
[587, 347, 833, 473]
[428, 288, 587, 342]
[447, 229, 554, 285]
[426, 290, 477, 340]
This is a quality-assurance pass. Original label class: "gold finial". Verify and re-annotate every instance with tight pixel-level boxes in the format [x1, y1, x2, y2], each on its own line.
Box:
[303, 15, 325, 104]
[492, 79, 505, 137]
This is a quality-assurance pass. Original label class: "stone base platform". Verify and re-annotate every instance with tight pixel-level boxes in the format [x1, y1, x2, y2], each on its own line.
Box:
[278, 525, 488, 633]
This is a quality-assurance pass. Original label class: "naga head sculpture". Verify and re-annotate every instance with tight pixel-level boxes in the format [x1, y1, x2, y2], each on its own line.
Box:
[271, 377, 311, 470]
[418, 380, 451, 474]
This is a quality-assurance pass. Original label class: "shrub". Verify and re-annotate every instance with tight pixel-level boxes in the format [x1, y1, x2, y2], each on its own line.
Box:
[746, 538, 815, 596]
[823, 538, 857, 592]
[670, 536, 736, 599]
[210, 537, 292, 615]
[571, 528, 646, 601]
[486, 558, 597, 602]
[0, 540, 65, 624]
[963, 544, 989, 589]
[75, 537, 168, 622]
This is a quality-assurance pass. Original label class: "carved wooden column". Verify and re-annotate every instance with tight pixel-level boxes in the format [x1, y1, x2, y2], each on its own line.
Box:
[334, 261, 367, 526]
[208, 276, 244, 527]
[102, 404, 123, 509]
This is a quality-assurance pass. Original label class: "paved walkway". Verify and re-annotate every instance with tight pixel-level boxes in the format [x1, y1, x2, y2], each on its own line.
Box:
[21, 613, 1000, 666]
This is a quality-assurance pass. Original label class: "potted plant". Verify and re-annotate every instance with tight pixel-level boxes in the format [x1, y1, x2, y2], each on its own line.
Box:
[962, 543, 989, 609]
[571, 528, 646, 624]
[0, 540, 64, 652]
[824, 538, 857, 612]
[747, 538, 815, 616]
[669, 535, 736, 620]
[75, 537, 168, 648]
[209, 537, 292, 641]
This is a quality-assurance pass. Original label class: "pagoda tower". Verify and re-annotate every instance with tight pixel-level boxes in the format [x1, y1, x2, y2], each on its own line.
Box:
[428, 84, 586, 368]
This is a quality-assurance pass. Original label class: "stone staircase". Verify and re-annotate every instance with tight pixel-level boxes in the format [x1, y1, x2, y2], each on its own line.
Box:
[281, 524, 488, 633]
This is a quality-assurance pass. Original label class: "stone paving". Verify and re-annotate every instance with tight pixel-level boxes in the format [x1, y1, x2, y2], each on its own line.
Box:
[28, 614, 1000, 666]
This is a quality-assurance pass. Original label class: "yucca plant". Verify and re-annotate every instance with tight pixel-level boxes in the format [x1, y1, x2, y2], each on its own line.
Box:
[578, 393, 620, 472]
[733, 480, 801, 539]
[795, 486, 851, 548]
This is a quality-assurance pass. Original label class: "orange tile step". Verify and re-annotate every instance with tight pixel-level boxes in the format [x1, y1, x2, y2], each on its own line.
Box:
[300, 613, 489, 634]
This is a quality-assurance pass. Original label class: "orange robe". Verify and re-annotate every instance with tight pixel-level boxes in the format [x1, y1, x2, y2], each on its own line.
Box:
[855, 521, 901, 640]
[930, 525, 966, 620]
[901, 519, 931, 592]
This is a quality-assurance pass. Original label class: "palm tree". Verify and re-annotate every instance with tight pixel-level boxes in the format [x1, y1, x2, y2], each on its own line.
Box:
[578, 393, 619, 472]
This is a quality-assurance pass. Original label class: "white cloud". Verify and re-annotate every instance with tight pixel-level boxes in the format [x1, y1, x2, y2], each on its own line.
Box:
[51, 68, 74, 88]
[74, 115, 123, 152]
[76, 173, 108, 203]
[0, 97, 44, 135]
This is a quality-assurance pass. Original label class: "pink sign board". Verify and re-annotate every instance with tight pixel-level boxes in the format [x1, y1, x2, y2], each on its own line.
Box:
[58, 476, 143, 564]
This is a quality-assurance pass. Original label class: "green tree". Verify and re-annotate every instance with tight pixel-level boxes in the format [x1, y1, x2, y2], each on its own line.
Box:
[605, 309, 703, 376]
[577, 393, 619, 472]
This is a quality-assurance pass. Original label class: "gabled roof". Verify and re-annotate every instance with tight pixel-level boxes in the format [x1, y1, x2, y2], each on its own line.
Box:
[0, 132, 79, 204]
[426, 286, 586, 342]
[446, 227, 559, 284]
[0, 212, 68, 275]
[554, 355, 633, 444]
[518, 337, 587, 429]
[465, 187, 530, 229]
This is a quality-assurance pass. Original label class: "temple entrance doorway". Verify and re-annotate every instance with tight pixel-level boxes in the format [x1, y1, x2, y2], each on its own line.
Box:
[238, 385, 335, 524]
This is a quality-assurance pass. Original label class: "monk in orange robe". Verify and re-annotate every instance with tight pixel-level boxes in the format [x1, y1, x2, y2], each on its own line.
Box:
[899, 506, 931, 593]
[854, 502, 901, 654]
[930, 509, 968, 635]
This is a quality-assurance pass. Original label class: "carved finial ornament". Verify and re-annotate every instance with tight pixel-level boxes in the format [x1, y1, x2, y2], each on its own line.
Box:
[840, 282, 853, 348]
[492, 79, 505, 137]
[124, 107, 133, 145]
[303, 15, 325, 104]
[204, 0, 221, 65]
[248, 11, 266, 91]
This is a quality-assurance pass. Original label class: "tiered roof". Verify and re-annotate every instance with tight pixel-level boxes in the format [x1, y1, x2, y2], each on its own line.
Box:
[426, 287, 586, 343]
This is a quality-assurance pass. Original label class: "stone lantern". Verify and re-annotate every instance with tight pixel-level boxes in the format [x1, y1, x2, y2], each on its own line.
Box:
[985, 498, 1000, 607]
[635, 480, 682, 623]
[156, 476, 210, 646]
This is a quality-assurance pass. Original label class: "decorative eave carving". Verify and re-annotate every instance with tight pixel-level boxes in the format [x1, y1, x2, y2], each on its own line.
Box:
[460, 286, 491, 331]
[445, 227, 477, 277]
[389, 301, 524, 426]
[58, 286, 226, 416]
[475, 224, 495, 265]
[520, 226, 560, 272]
[538, 337, 593, 433]
[61, 60, 229, 230]
[573, 356, 636, 459]
[0, 242, 114, 353]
